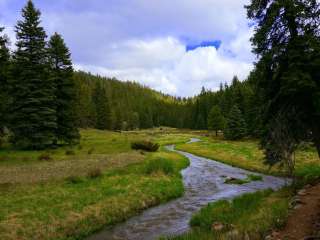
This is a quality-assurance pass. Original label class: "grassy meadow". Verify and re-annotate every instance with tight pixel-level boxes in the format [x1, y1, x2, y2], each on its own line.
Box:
[0, 128, 194, 240]
[0, 129, 319, 240]
[176, 135, 320, 177]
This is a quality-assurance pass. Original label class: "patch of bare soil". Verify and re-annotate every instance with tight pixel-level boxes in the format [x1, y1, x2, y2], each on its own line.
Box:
[269, 183, 320, 240]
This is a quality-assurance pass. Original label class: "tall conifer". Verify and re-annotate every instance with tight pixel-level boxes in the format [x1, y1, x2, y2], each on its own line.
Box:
[224, 105, 247, 140]
[48, 33, 80, 144]
[11, 0, 56, 149]
[93, 81, 111, 130]
[207, 105, 225, 136]
[246, 0, 320, 159]
[0, 27, 10, 140]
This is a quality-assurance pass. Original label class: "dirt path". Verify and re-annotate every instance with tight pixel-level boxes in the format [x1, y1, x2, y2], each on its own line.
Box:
[271, 184, 320, 240]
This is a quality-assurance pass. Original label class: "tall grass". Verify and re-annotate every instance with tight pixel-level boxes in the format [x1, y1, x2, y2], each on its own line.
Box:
[145, 157, 175, 175]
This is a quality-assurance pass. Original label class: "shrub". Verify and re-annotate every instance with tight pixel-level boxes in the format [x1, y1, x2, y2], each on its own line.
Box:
[144, 157, 174, 175]
[87, 147, 95, 155]
[65, 149, 75, 155]
[66, 175, 84, 184]
[38, 152, 53, 161]
[87, 168, 102, 179]
[131, 140, 159, 152]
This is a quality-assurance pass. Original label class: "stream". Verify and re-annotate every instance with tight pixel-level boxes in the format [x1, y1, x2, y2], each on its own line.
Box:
[87, 138, 288, 240]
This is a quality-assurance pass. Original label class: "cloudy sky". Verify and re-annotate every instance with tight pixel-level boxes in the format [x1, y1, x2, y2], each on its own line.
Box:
[0, 0, 256, 97]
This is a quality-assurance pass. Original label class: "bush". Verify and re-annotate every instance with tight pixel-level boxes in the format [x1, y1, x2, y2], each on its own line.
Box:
[65, 149, 75, 155]
[66, 175, 84, 184]
[38, 152, 53, 161]
[87, 147, 95, 155]
[144, 157, 174, 175]
[131, 140, 159, 152]
[87, 168, 102, 179]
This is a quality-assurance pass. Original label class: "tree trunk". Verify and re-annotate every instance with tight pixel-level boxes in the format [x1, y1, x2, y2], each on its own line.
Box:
[216, 130, 218, 137]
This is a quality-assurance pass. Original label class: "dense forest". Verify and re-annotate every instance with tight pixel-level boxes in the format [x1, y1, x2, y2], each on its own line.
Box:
[73, 71, 190, 130]
[72, 71, 257, 136]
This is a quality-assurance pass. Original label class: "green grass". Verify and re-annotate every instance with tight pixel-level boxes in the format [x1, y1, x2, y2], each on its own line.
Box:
[145, 157, 175, 175]
[0, 128, 191, 240]
[224, 174, 263, 185]
[164, 188, 291, 240]
[295, 163, 320, 184]
[176, 136, 319, 176]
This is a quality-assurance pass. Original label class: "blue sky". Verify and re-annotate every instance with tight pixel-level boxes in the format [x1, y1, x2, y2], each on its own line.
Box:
[0, 0, 255, 96]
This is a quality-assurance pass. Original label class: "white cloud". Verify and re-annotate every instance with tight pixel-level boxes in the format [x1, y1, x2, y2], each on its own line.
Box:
[2, 0, 255, 96]
[76, 35, 253, 97]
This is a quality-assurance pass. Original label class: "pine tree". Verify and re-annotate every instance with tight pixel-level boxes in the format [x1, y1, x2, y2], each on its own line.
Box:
[0, 27, 10, 142]
[48, 33, 80, 144]
[207, 105, 225, 136]
[93, 81, 111, 130]
[195, 114, 206, 130]
[11, 1, 57, 149]
[246, 0, 320, 159]
[224, 105, 247, 140]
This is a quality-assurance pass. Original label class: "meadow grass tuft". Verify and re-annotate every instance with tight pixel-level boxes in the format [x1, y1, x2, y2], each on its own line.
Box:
[38, 151, 53, 161]
[144, 157, 175, 175]
[66, 175, 85, 184]
[295, 163, 320, 184]
[87, 167, 103, 179]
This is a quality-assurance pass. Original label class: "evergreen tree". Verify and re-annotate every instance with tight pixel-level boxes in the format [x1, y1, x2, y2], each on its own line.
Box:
[0, 27, 10, 142]
[207, 105, 225, 136]
[93, 81, 111, 130]
[48, 33, 80, 144]
[246, 0, 320, 160]
[195, 114, 206, 130]
[11, 1, 56, 149]
[224, 105, 247, 140]
[131, 112, 140, 129]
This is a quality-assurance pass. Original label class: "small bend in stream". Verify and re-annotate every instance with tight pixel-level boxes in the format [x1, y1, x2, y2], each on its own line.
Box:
[87, 138, 288, 240]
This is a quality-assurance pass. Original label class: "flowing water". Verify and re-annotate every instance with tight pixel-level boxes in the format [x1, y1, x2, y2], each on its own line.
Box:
[87, 138, 288, 240]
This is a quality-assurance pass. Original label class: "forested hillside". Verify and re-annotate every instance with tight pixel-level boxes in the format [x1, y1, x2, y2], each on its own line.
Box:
[73, 72, 259, 136]
[73, 71, 190, 130]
